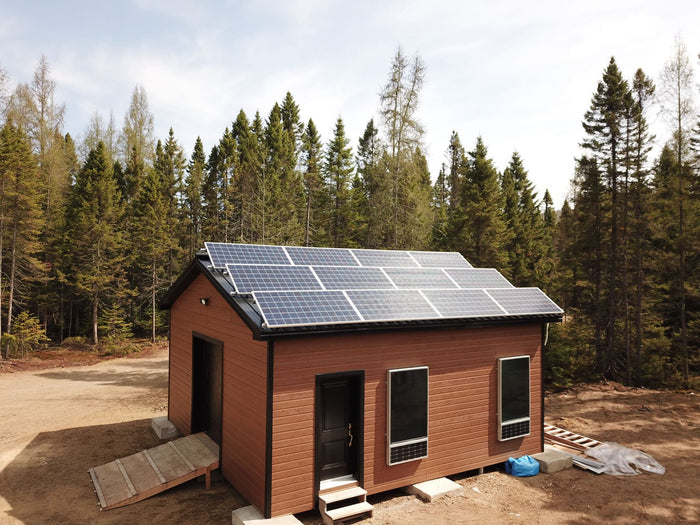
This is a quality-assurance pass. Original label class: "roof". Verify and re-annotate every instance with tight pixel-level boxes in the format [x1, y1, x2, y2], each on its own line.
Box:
[161, 243, 563, 340]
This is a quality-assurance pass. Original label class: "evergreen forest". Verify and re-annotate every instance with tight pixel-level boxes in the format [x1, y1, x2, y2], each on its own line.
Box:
[1, 44, 698, 389]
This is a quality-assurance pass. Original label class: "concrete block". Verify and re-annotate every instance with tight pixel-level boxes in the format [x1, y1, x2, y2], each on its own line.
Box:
[232, 505, 303, 525]
[531, 450, 573, 473]
[405, 477, 462, 502]
[151, 416, 180, 440]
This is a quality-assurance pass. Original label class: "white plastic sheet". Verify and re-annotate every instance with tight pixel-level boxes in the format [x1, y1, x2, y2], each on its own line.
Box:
[585, 442, 665, 476]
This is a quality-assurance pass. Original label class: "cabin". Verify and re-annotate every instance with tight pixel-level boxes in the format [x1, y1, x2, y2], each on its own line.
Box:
[161, 243, 562, 520]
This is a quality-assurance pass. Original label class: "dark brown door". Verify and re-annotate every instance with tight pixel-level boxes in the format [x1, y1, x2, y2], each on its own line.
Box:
[192, 336, 223, 445]
[318, 377, 358, 480]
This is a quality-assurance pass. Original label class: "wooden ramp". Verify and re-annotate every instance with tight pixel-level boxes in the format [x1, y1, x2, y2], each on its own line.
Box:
[88, 432, 219, 510]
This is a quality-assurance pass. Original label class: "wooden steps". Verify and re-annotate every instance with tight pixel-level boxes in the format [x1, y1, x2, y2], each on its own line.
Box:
[89, 432, 219, 510]
[319, 484, 373, 525]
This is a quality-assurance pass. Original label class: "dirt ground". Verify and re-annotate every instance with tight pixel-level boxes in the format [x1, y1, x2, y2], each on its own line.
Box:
[0, 347, 698, 525]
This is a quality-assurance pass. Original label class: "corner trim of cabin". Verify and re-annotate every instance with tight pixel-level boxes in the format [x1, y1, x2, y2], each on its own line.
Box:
[264, 340, 274, 519]
[166, 309, 172, 424]
[540, 323, 546, 452]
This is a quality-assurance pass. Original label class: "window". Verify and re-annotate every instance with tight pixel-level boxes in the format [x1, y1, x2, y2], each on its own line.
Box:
[387, 366, 428, 465]
[498, 356, 531, 441]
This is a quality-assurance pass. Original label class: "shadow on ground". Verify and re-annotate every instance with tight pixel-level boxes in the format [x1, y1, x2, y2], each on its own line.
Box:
[38, 358, 169, 389]
[0, 419, 245, 525]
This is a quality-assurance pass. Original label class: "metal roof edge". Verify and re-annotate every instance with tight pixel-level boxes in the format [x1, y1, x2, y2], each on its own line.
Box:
[254, 312, 563, 341]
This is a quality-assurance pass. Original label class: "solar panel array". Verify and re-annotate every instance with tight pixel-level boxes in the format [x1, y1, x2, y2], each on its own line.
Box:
[204, 242, 563, 328]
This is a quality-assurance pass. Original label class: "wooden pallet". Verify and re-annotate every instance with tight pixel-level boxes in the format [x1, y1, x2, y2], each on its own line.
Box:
[89, 432, 219, 510]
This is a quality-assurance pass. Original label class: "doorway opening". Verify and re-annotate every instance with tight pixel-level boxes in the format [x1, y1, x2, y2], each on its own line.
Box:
[191, 334, 223, 446]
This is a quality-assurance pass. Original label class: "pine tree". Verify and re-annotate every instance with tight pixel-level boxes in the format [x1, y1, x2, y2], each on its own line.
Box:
[63, 142, 125, 344]
[658, 37, 696, 382]
[501, 152, 548, 287]
[152, 129, 187, 282]
[453, 137, 505, 267]
[430, 163, 449, 250]
[323, 118, 354, 247]
[356, 119, 387, 248]
[0, 122, 43, 358]
[201, 144, 222, 241]
[232, 110, 263, 243]
[628, 69, 655, 384]
[263, 103, 304, 244]
[571, 154, 608, 373]
[131, 163, 169, 342]
[301, 119, 324, 245]
[183, 137, 206, 257]
[581, 57, 632, 378]
[446, 131, 465, 213]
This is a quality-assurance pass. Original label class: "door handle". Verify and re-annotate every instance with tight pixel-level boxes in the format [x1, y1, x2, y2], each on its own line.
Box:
[348, 423, 353, 447]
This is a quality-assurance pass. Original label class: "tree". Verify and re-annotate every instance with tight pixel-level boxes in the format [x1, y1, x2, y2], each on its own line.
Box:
[0, 62, 9, 116]
[0, 122, 43, 358]
[356, 119, 386, 248]
[453, 137, 505, 267]
[63, 142, 125, 344]
[183, 137, 206, 258]
[379, 47, 428, 247]
[501, 152, 549, 287]
[657, 36, 696, 382]
[581, 57, 631, 378]
[323, 118, 354, 247]
[81, 110, 117, 163]
[446, 131, 465, 213]
[628, 69, 655, 385]
[120, 85, 155, 169]
[301, 119, 324, 245]
[153, 128, 186, 283]
[131, 163, 170, 342]
[263, 103, 304, 244]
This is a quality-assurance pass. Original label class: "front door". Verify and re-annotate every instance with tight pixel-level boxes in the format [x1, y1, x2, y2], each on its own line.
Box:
[316, 373, 363, 482]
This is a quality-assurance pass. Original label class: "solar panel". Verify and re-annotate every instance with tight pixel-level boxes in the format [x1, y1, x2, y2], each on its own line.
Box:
[409, 251, 472, 268]
[486, 288, 564, 315]
[383, 268, 458, 289]
[351, 249, 419, 267]
[285, 246, 359, 266]
[345, 290, 440, 321]
[313, 266, 395, 290]
[226, 264, 322, 294]
[444, 268, 514, 289]
[253, 290, 362, 327]
[422, 289, 506, 318]
[206, 242, 291, 267]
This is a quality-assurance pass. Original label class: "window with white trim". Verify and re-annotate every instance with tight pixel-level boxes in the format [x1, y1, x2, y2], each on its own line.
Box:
[386, 366, 428, 465]
[498, 355, 531, 441]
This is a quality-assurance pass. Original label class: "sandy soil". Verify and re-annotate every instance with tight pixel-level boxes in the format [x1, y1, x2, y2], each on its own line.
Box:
[0, 348, 698, 524]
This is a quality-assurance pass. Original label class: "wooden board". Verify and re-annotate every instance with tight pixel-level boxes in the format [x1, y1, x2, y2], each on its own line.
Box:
[88, 433, 220, 510]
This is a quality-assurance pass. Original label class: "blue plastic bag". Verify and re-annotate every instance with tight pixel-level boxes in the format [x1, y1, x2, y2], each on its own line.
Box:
[505, 455, 540, 477]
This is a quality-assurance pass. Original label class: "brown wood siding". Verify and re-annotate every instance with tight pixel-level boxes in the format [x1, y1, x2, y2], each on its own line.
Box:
[270, 324, 542, 516]
[168, 273, 268, 512]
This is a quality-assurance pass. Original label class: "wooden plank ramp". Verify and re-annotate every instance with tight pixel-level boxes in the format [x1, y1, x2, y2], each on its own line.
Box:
[544, 424, 602, 452]
[88, 432, 219, 510]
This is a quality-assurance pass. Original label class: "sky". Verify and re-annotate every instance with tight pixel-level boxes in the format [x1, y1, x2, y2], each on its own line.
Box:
[1, 0, 699, 207]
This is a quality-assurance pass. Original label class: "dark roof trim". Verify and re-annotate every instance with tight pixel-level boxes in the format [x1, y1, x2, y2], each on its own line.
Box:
[253, 313, 562, 341]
